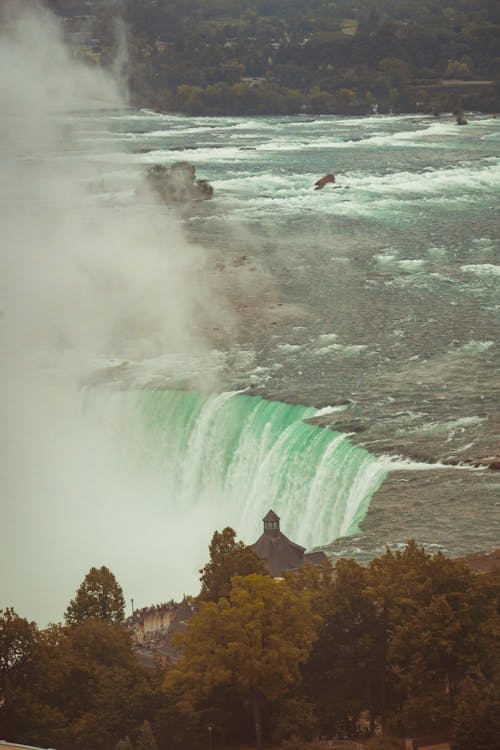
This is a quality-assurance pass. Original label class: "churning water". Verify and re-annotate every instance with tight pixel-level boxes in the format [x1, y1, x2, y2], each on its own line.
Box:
[83, 109, 499, 563]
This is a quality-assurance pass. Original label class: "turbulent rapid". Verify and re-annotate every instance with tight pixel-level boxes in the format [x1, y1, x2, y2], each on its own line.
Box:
[92, 109, 499, 563]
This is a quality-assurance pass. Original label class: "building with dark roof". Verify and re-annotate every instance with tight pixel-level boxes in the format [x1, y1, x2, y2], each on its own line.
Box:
[250, 509, 328, 577]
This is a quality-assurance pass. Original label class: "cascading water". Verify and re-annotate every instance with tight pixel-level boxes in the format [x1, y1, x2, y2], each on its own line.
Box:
[85, 388, 388, 549]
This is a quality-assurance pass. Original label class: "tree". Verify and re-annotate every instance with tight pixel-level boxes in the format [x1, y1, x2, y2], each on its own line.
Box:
[452, 672, 500, 750]
[283, 559, 332, 605]
[198, 527, 265, 603]
[364, 542, 497, 736]
[15, 619, 156, 750]
[302, 558, 380, 737]
[445, 59, 471, 79]
[0, 608, 39, 740]
[379, 57, 411, 86]
[65, 566, 125, 625]
[0, 608, 38, 685]
[302, 542, 499, 739]
[168, 573, 321, 750]
[136, 719, 158, 750]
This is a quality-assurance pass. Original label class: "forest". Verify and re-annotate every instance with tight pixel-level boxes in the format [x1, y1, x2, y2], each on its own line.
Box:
[46, 0, 500, 115]
[1, 537, 498, 750]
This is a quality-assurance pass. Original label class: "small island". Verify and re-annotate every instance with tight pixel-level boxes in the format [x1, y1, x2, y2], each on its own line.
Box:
[142, 162, 214, 204]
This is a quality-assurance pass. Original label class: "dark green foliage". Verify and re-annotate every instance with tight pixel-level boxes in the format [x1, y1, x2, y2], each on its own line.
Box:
[452, 672, 500, 750]
[0, 617, 158, 750]
[168, 573, 320, 750]
[0, 609, 39, 740]
[303, 542, 499, 741]
[2, 542, 498, 748]
[65, 565, 125, 625]
[198, 526, 265, 602]
[62, 0, 500, 114]
[0, 608, 38, 681]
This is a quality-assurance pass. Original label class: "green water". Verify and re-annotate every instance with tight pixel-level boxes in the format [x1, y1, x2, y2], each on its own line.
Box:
[92, 388, 388, 548]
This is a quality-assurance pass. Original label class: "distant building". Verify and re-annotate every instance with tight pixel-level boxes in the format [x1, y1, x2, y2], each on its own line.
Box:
[155, 40, 171, 52]
[241, 76, 267, 88]
[250, 509, 328, 577]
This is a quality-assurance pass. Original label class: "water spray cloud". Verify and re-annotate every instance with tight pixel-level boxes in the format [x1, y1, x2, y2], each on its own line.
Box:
[0, 2, 228, 625]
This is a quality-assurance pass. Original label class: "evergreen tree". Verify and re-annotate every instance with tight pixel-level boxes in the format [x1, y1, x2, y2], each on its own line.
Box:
[198, 527, 265, 602]
[65, 565, 125, 625]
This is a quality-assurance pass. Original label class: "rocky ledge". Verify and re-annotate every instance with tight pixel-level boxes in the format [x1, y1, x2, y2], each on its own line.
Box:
[443, 455, 500, 470]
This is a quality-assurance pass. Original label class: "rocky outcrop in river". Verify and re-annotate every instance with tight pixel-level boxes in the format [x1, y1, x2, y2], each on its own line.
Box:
[444, 455, 500, 470]
[142, 162, 214, 204]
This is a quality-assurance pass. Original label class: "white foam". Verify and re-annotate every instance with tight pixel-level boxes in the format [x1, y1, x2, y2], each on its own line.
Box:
[383, 456, 483, 472]
[318, 333, 338, 341]
[398, 259, 428, 272]
[313, 404, 349, 417]
[350, 162, 500, 197]
[276, 343, 302, 352]
[451, 340, 495, 354]
[460, 263, 500, 277]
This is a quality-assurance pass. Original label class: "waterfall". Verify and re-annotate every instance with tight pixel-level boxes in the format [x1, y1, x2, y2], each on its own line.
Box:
[85, 389, 387, 549]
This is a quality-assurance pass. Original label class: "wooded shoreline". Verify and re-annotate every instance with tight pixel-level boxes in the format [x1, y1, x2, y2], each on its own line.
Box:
[46, 0, 500, 116]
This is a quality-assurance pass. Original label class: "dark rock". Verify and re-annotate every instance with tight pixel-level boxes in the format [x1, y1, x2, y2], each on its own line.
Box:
[468, 456, 500, 470]
[141, 162, 214, 204]
[195, 178, 214, 199]
[444, 455, 500, 470]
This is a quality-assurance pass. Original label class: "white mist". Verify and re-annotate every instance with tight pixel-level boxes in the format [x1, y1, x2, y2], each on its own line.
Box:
[0, 2, 228, 625]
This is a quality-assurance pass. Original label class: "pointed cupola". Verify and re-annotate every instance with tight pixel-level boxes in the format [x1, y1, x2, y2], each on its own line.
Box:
[263, 509, 280, 536]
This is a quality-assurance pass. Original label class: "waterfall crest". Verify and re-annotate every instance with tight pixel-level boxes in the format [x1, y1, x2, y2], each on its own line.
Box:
[86, 389, 387, 549]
